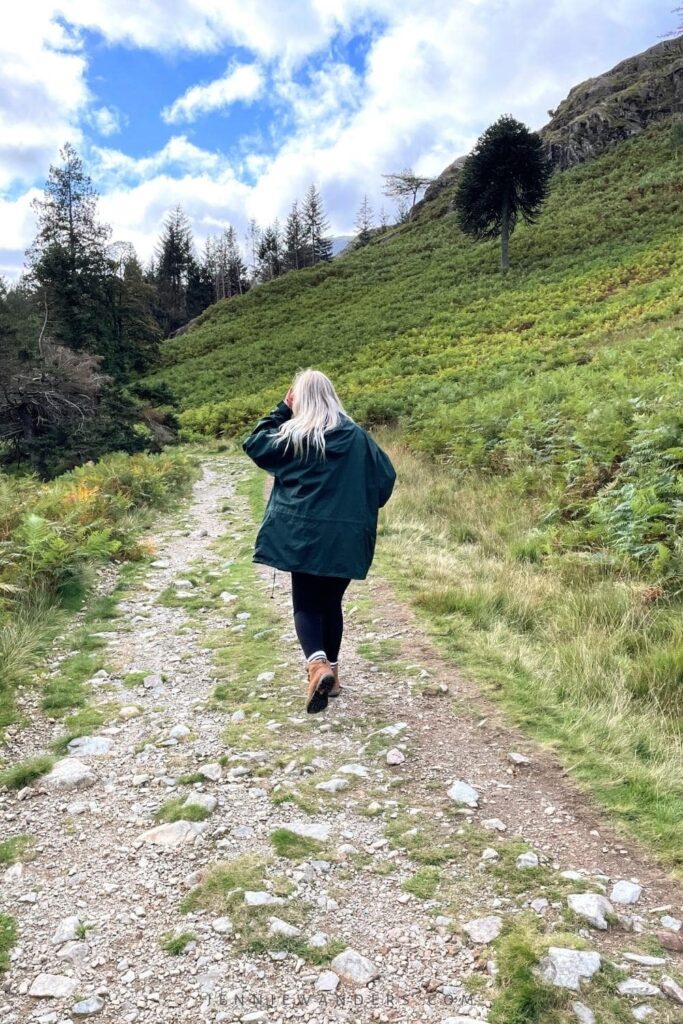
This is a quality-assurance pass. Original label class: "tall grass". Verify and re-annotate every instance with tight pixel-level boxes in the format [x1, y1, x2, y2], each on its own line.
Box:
[0, 450, 198, 731]
[377, 443, 683, 868]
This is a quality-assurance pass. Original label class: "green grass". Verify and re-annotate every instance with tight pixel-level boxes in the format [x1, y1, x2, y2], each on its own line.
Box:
[149, 122, 682, 585]
[401, 865, 441, 899]
[270, 827, 328, 860]
[0, 914, 17, 972]
[144, 122, 683, 868]
[378, 444, 683, 870]
[0, 755, 54, 790]
[154, 798, 212, 823]
[0, 834, 32, 865]
[161, 931, 196, 955]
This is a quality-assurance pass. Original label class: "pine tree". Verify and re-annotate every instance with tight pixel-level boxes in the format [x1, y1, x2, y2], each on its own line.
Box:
[245, 219, 261, 282]
[454, 115, 551, 272]
[283, 201, 306, 271]
[302, 185, 333, 266]
[28, 142, 113, 358]
[355, 195, 374, 245]
[108, 242, 161, 376]
[154, 206, 194, 334]
[256, 221, 283, 282]
[224, 226, 247, 296]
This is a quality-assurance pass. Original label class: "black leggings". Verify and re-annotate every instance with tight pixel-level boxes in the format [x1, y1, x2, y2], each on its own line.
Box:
[291, 572, 351, 662]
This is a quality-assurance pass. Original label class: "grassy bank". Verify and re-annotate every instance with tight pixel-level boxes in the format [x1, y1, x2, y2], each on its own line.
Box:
[377, 441, 683, 869]
[0, 450, 198, 733]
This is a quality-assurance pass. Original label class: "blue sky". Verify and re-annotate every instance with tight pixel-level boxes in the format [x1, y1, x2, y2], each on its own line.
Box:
[0, 1, 676, 278]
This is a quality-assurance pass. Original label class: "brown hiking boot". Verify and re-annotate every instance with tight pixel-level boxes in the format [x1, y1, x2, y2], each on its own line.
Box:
[306, 658, 336, 714]
[329, 665, 341, 698]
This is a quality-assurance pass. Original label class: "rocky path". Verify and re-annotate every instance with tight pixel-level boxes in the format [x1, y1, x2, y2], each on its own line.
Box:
[1, 456, 682, 1024]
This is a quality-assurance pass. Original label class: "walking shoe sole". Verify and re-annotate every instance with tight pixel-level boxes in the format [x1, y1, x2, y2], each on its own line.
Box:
[306, 673, 335, 714]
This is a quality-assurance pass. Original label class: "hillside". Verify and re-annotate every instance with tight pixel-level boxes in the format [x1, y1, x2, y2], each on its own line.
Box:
[146, 117, 683, 864]
[150, 121, 683, 577]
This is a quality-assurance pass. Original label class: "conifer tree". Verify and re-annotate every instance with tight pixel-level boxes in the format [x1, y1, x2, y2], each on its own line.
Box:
[302, 184, 333, 265]
[355, 195, 374, 245]
[28, 142, 112, 358]
[455, 115, 550, 271]
[257, 221, 283, 281]
[283, 201, 306, 271]
[154, 206, 194, 334]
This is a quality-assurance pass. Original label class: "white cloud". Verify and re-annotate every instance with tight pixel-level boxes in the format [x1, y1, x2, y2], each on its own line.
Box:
[0, 12, 87, 190]
[89, 105, 125, 136]
[162, 62, 264, 124]
[93, 136, 225, 181]
[0, 0, 670, 281]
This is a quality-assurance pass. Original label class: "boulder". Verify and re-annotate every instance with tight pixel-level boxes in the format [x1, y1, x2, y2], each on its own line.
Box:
[447, 781, 479, 807]
[538, 947, 602, 991]
[463, 916, 503, 944]
[29, 973, 78, 998]
[43, 759, 96, 792]
[330, 948, 380, 986]
[567, 893, 614, 930]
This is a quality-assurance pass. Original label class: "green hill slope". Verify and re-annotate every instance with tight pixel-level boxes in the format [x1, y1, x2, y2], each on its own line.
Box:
[150, 122, 683, 866]
[152, 121, 682, 578]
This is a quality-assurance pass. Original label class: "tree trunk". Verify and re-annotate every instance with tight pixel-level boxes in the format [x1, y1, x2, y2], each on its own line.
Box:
[500, 194, 510, 272]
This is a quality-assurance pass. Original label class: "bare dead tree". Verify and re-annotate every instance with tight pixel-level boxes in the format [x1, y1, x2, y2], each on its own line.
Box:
[381, 168, 433, 210]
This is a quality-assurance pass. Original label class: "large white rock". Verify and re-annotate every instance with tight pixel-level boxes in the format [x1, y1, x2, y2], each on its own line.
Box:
[43, 759, 96, 792]
[482, 818, 507, 832]
[316, 970, 339, 992]
[610, 880, 642, 905]
[623, 953, 666, 966]
[211, 917, 233, 935]
[386, 748, 406, 765]
[139, 821, 205, 846]
[316, 777, 349, 793]
[199, 763, 222, 782]
[617, 979, 662, 998]
[280, 821, 330, 842]
[632, 1007, 656, 1021]
[447, 780, 479, 807]
[516, 852, 540, 870]
[183, 792, 217, 813]
[338, 763, 369, 778]
[29, 973, 78, 998]
[660, 975, 683, 1005]
[52, 915, 81, 946]
[72, 995, 105, 1016]
[330, 948, 380, 986]
[567, 893, 614, 930]
[538, 948, 602, 991]
[268, 917, 301, 938]
[571, 1001, 595, 1024]
[463, 916, 503, 944]
[67, 736, 112, 756]
[244, 891, 284, 907]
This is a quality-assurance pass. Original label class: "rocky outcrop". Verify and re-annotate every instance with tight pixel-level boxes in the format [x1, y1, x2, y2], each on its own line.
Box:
[415, 36, 683, 219]
[540, 35, 683, 169]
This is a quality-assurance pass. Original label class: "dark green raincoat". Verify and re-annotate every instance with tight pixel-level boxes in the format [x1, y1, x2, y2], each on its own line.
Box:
[243, 402, 396, 579]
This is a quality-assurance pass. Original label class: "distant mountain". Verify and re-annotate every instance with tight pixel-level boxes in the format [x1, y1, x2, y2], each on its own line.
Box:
[332, 235, 355, 257]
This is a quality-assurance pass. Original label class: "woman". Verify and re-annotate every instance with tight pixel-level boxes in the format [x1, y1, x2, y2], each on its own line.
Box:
[243, 369, 396, 714]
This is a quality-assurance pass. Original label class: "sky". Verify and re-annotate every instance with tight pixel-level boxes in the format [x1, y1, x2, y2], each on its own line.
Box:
[0, 1, 676, 280]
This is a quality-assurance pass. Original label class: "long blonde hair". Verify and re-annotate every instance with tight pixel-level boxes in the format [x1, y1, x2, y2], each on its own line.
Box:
[275, 369, 349, 456]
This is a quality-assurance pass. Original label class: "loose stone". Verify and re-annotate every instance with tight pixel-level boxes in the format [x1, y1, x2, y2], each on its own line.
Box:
[447, 780, 479, 807]
[29, 974, 79, 998]
[610, 880, 642, 905]
[538, 948, 602, 991]
[462, 916, 503, 944]
[567, 893, 614, 930]
[330, 948, 380, 986]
